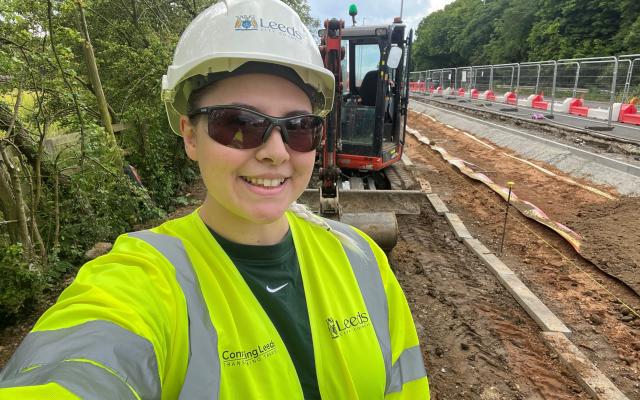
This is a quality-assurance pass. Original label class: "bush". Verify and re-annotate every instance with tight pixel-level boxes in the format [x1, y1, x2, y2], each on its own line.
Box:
[0, 244, 44, 322]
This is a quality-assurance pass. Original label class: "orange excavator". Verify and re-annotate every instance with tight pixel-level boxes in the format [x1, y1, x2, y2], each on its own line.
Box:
[301, 7, 422, 250]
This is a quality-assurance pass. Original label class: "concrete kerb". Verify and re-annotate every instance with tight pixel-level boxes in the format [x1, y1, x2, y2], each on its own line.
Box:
[462, 238, 491, 256]
[412, 114, 628, 399]
[542, 332, 630, 400]
[426, 194, 449, 215]
[443, 213, 472, 241]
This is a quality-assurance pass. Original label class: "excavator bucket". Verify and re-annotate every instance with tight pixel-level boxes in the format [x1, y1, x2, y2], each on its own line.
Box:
[299, 188, 424, 251]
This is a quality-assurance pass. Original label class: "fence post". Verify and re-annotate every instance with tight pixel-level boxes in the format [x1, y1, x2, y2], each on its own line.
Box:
[607, 57, 618, 128]
[573, 62, 580, 99]
[549, 61, 557, 117]
[509, 65, 515, 91]
[489, 65, 494, 93]
[515, 63, 521, 111]
[621, 58, 635, 104]
[535, 64, 541, 94]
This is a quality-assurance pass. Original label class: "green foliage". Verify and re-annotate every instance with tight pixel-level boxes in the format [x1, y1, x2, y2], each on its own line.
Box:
[0, 0, 316, 322]
[413, 0, 640, 69]
[0, 244, 44, 321]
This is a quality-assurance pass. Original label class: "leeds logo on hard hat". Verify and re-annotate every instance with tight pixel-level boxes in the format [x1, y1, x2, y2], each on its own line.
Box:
[235, 15, 258, 30]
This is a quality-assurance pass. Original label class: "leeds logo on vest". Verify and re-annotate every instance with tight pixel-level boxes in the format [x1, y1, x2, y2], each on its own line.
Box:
[222, 340, 277, 367]
[326, 311, 370, 339]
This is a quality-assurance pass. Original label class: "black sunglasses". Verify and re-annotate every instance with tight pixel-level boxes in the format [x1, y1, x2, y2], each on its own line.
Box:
[188, 105, 324, 152]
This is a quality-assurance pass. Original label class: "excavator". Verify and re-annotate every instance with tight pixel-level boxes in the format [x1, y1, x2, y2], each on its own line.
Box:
[300, 7, 423, 251]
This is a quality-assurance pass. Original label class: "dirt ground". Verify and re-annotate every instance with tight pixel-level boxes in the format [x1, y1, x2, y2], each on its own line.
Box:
[405, 110, 640, 398]
[566, 197, 640, 296]
[391, 208, 586, 399]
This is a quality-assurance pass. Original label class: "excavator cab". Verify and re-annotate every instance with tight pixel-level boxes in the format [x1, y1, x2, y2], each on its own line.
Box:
[338, 22, 411, 174]
[301, 16, 419, 251]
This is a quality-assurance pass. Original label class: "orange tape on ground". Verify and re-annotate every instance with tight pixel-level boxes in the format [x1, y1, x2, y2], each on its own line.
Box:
[430, 145, 582, 252]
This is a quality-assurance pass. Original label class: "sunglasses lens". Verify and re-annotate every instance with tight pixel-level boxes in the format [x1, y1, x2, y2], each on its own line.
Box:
[285, 116, 323, 152]
[205, 108, 323, 152]
[207, 109, 267, 149]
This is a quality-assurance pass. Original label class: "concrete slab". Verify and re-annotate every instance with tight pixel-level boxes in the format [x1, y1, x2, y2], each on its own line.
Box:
[462, 238, 492, 256]
[542, 332, 629, 400]
[444, 213, 472, 240]
[426, 194, 449, 215]
[498, 273, 571, 334]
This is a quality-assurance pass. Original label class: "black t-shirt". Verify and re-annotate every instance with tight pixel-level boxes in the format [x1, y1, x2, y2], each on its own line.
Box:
[208, 228, 321, 399]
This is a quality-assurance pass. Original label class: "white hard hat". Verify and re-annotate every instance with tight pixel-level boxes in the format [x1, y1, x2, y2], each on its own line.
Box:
[162, 0, 335, 135]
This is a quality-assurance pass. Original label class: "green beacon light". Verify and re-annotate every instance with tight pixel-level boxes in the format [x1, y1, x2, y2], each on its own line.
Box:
[349, 4, 358, 26]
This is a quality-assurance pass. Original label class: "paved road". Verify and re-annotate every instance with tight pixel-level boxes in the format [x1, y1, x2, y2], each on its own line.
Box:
[414, 92, 640, 143]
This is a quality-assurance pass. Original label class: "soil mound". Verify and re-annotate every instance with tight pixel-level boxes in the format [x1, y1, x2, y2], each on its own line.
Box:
[568, 197, 640, 296]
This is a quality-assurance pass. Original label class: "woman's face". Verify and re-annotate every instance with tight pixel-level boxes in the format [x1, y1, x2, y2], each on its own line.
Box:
[180, 73, 316, 226]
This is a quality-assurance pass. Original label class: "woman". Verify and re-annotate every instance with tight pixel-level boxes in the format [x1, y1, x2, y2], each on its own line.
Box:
[0, 0, 429, 398]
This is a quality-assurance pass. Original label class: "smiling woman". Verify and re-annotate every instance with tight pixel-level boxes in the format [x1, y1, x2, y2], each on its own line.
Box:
[0, 0, 429, 399]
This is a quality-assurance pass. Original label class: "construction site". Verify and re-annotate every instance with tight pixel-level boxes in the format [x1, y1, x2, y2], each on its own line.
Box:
[398, 96, 640, 399]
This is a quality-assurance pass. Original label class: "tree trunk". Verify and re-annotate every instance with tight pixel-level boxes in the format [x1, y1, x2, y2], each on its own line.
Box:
[53, 166, 60, 249]
[0, 147, 34, 259]
[76, 0, 122, 170]
[0, 167, 20, 244]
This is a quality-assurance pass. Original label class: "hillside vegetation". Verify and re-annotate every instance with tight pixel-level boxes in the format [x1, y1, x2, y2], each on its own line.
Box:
[412, 0, 640, 70]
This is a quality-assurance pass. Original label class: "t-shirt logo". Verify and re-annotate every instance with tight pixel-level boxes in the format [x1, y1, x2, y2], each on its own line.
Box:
[266, 283, 288, 293]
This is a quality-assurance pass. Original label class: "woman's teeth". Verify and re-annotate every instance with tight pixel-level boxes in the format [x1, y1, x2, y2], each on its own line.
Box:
[242, 177, 286, 187]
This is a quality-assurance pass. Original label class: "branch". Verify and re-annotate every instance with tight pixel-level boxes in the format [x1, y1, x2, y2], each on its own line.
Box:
[47, 0, 87, 166]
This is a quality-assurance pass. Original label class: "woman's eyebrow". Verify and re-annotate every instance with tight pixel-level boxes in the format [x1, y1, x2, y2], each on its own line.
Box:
[229, 102, 312, 117]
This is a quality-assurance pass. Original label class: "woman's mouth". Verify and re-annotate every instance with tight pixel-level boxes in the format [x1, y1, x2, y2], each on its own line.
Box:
[241, 176, 287, 188]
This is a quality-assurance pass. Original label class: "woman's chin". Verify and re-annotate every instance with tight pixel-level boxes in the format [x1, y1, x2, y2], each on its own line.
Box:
[242, 205, 290, 225]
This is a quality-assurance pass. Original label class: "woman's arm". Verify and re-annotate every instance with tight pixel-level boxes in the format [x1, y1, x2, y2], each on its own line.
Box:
[0, 233, 189, 400]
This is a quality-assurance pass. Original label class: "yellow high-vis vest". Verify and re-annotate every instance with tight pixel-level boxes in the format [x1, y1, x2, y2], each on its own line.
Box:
[0, 210, 429, 399]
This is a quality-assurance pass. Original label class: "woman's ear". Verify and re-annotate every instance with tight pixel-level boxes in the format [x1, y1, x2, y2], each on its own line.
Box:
[180, 115, 198, 161]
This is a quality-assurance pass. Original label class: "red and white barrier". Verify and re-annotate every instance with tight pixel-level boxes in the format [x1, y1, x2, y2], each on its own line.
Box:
[411, 85, 640, 126]
[503, 92, 517, 105]
[587, 103, 622, 121]
[479, 90, 496, 101]
[619, 104, 640, 125]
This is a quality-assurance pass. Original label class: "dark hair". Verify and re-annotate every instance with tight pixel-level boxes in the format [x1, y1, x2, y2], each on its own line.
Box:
[185, 61, 317, 117]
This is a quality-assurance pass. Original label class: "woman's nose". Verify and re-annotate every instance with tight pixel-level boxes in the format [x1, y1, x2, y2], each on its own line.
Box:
[255, 125, 290, 164]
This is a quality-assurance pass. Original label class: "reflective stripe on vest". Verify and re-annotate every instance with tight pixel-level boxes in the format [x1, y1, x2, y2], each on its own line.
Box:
[323, 219, 394, 392]
[0, 320, 158, 399]
[129, 230, 220, 400]
[388, 345, 427, 394]
[324, 220, 427, 393]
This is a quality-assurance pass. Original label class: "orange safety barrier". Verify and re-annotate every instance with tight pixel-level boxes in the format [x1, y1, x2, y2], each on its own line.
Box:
[567, 98, 588, 116]
[619, 104, 640, 125]
[483, 90, 496, 101]
[531, 94, 549, 110]
[505, 92, 517, 105]
[409, 82, 427, 92]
